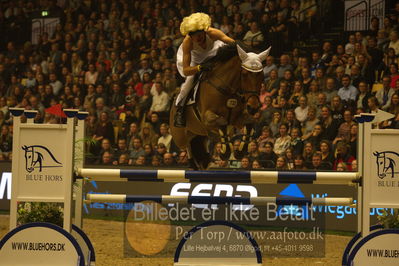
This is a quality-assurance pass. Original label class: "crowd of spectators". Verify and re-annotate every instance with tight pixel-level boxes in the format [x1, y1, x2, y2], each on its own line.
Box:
[0, 0, 398, 171]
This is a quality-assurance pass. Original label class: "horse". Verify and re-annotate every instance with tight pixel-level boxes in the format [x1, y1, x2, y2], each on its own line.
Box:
[22, 145, 62, 173]
[373, 151, 399, 178]
[170, 43, 270, 170]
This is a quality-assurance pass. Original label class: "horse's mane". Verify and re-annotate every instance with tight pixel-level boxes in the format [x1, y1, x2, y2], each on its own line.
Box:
[202, 41, 257, 65]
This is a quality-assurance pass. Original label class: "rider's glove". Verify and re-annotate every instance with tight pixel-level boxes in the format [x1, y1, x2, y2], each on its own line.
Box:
[198, 63, 212, 72]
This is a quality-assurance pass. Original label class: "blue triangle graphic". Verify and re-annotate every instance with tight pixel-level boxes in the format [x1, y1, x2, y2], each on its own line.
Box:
[279, 184, 304, 198]
[91, 180, 97, 189]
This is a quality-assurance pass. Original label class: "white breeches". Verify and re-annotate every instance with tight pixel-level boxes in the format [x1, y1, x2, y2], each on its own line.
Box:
[176, 75, 195, 106]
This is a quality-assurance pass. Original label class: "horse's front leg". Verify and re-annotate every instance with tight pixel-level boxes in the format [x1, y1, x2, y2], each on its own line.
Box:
[203, 110, 228, 127]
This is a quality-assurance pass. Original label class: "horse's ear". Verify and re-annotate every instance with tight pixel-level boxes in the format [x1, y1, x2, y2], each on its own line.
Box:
[258, 46, 271, 62]
[237, 45, 248, 62]
[373, 151, 378, 156]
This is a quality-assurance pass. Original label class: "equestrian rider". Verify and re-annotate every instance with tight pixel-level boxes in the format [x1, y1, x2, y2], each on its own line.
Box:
[174, 12, 235, 127]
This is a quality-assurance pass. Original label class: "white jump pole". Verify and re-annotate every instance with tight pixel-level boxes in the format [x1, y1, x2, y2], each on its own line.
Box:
[85, 194, 354, 206]
[77, 168, 359, 185]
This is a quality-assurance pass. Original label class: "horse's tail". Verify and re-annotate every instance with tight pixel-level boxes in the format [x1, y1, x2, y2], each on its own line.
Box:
[31, 145, 62, 165]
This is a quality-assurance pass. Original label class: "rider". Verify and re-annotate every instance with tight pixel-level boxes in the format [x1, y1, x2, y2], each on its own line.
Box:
[174, 12, 235, 127]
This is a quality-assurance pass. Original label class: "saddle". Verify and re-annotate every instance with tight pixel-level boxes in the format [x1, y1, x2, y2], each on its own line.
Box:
[186, 72, 204, 106]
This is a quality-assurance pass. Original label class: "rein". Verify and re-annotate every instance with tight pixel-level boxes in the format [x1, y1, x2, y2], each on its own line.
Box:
[201, 66, 261, 124]
[203, 67, 260, 104]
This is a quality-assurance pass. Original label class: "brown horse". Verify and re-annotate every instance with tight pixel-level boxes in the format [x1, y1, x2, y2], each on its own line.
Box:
[170, 43, 270, 169]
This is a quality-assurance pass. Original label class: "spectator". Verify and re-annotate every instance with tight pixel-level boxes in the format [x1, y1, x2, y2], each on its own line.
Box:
[275, 156, 288, 170]
[48, 73, 63, 96]
[331, 95, 344, 121]
[389, 63, 399, 88]
[293, 154, 307, 170]
[294, 96, 309, 123]
[333, 141, 355, 171]
[303, 123, 323, 150]
[302, 106, 319, 136]
[319, 105, 340, 141]
[243, 21, 264, 48]
[135, 155, 146, 166]
[299, 67, 313, 94]
[309, 152, 329, 170]
[150, 82, 169, 116]
[151, 155, 162, 167]
[319, 140, 334, 168]
[247, 141, 260, 162]
[274, 123, 291, 156]
[101, 151, 114, 165]
[285, 147, 295, 170]
[158, 123, 172, 152]
[367, 96, 381, 115]
[84, 63, 98, 85]
[338, 74, 358, 104]
[177, 150, 189, 167]
[259, 141, 277, 168]
[252, 159, 262, 169]
[289, 127, 303, 155]
[302, 141, 314, 168]
[263, 56, 278, 79]
[388, 31, 399, 56]
[114, 138, 129, 162]
[139, 123, 158, 148]
[277, 54, 293, 78]
[259, 96, 276, 125]
[240, 157, 251, 170]
[334, 109, 355, 144]
[93, 111, 114, 145]
[289, 81, 304, 108]
[269, 111, 282, 137]
[257, 126, 275, 148]
[129, 138, 145, 165]
[376, 75, 395, 111]
[336, 162, 348, 171]
[349, 124, 358, 158]
[163, 152, 175, 166]
[356, 81, 372, 112]
[306, 80, 320, 107]
[0, 125, 12, 158]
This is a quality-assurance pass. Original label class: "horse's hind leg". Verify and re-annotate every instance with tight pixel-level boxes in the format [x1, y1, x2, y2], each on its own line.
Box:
[186, 147, 199, 170]
[190, 135, 211, 170]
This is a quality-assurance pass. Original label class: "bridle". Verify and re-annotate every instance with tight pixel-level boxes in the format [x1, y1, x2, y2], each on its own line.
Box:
[203, 66, 261, 105]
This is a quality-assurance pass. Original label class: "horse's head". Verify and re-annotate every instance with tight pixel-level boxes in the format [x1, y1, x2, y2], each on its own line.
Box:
[237, 45, 271, 109]
[374, 151, 387, 178]
[22, 145, 35, 173]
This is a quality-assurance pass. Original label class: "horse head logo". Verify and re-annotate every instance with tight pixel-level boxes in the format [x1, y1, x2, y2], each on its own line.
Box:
[22, 145, 62, 173]
[373, 151, 399, 179]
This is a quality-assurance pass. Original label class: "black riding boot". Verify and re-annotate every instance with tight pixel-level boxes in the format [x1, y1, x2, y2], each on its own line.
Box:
[174, 105, 186, 127]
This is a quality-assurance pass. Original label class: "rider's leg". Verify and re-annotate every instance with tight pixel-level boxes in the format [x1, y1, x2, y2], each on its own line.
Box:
[174, 76, 194, 127]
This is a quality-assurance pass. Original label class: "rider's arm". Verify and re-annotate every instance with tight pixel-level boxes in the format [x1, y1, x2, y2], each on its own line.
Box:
[207, 27, 235, 44]
[182, 37, 200, 76]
